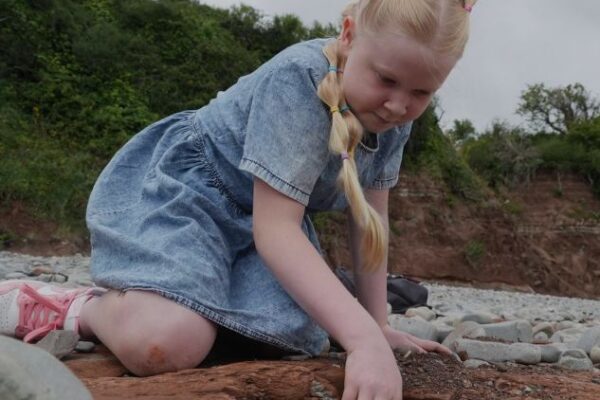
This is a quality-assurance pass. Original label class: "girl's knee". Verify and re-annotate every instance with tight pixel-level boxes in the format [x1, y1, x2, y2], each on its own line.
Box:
[106, 290, 217, 376]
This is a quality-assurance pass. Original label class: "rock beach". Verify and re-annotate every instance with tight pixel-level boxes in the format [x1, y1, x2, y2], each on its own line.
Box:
[2, 250, 600, 399]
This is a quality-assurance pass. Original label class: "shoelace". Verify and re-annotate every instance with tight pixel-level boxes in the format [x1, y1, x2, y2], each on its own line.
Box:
[17, 284, 80, 343]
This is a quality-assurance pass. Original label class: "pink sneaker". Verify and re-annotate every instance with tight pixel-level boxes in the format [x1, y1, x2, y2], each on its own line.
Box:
[0, 280, 105, 343]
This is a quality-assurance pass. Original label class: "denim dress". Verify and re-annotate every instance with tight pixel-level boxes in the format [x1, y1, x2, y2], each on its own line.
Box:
[86, 38, 412, 356]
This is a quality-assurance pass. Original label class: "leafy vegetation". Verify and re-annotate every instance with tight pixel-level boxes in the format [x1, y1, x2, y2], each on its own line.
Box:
[1, 0, 598, 237]
[0, 0, 336, 229]
[456, 84, 600, 197]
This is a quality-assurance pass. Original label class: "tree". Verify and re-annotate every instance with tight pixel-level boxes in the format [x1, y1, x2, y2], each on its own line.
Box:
[517, 83, 600, 135]
[463, 120, 541, 188]
[447, 118, 476, 146]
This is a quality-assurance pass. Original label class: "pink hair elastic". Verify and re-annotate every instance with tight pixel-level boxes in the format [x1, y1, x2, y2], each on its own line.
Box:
[464, 4, 473, 12]
[341, 151, 350, 161]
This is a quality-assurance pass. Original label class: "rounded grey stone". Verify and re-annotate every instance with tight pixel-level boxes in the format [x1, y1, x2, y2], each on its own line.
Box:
[558, 349, 593, 371]
[532, 322, 554, 337]
[442, 321, 485, 350]
[540, 343, 568, 363]
[455, 339, 541, 365]
[0, 335, 92, 400]
[459, 312, 499, 325]
[75, 341, 97, 353]
[575, 326, 600, 354]
[405, 306, 436, 321]
[482, 320, 533, 343]
[388, 315, 438, 342]
[551, 327, 585, 346]
[35, 330, 80, 360]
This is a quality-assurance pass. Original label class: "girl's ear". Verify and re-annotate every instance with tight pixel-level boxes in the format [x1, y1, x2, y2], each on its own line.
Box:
[338, 16, 356, 57]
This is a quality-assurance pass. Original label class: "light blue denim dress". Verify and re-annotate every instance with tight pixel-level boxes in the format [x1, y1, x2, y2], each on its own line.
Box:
[86, 38, 412, 356]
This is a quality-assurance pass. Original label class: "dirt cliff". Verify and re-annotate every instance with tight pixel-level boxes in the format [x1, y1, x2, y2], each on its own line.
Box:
[320, 170, 600, 299]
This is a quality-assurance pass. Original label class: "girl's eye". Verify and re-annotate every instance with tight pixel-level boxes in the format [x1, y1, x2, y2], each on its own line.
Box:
[377, 73, 396, 86]
[413, 90, 431, 97]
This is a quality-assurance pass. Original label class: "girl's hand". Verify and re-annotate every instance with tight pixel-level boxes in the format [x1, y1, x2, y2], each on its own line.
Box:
[382, 324, 452, 355]
[342, 339, 403, 400]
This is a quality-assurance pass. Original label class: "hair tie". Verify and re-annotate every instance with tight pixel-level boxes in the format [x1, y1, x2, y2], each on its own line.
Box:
[330, 106, 340, 114]
[328, 66, 344, 74]
[340, 104, 351, 113]
[340, 151, 350, 161]
[462, 0, 476, 12]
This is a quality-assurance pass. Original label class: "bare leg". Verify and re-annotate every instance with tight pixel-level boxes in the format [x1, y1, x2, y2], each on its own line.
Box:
[79, 290, 217, 376]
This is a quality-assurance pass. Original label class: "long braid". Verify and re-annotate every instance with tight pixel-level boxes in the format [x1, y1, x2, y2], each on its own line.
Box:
[316, 0, 476, 271]
[317, 40, 387, 272]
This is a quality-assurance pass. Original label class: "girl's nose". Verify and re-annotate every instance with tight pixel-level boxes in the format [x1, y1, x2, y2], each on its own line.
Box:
[383, 92, 409, 119]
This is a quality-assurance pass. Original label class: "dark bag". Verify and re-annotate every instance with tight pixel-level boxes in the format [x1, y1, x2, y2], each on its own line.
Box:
[334, 267, 428, 314]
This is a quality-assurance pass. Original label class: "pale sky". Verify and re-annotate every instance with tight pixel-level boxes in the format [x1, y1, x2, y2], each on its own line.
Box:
[202, 1, 600, 132]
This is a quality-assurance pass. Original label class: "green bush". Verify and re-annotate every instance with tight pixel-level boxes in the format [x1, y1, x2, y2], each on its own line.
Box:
[405, 107, 485, 201]
[463, 121, 542, 190]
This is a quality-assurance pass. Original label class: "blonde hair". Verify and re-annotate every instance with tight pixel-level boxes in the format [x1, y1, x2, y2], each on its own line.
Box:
[317, 0, 476, 271]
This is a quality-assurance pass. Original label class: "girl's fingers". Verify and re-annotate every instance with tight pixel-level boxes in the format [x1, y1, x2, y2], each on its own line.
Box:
[410, 337, 452, 354]
[342, 384, 358, 400]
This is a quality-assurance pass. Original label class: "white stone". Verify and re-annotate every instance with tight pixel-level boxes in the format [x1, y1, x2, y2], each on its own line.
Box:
[388, 315, 438, 342]
[575, 326, 600, 354]
[405, 306, 436, 321]
[555, 321, 576, 331]
[558, 349, 594, 371]
[434, 324, 455, 344]
[0, 336, 92, 399]
[482, 320, 533, 343]
[532, 322, 554, 337]
[459, 312, 499, 325]
[550, 327, 585, 346]
[442, 321, 485, 351]
[540, 343, 569, 363]
[534, 332, 549, 342]
[454, 339, 541, 365]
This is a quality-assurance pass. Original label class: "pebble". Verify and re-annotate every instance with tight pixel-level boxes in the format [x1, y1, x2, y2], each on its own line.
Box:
[558, 349, 594, 371]
[405, 306, 436, 321]
[2, 250, 600, 372]
[551, 327, 585, 346]
[575, 326, 600, 354]
[388, 315, 438, 342]
[458, 312, 500, 325]
[442, 321, 485, 350]
[455, 339, 541, 365]
[482, 320, 533, 343]
[35, 331, 80, 360]
[0, 335, 92, 399]
[540, 343, 568, 363]
[533, 322, 554, 337]
[75, 341, 97, 353]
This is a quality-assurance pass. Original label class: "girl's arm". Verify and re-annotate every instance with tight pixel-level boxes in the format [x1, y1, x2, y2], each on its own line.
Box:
[349, 188, 452, 355]
[252, 178, 386, 353]
[347, 188, 390, 327]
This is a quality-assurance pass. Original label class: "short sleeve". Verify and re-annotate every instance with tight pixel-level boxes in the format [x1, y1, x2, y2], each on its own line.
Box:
[239, 58, 331, 206]
[367, 123, 412, 190]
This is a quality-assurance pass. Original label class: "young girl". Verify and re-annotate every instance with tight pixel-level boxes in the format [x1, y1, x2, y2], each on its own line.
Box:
[1, 0, 476, 398]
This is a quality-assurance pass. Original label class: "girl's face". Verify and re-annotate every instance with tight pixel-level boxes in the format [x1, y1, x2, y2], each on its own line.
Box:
[339, 18, 458, 133]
